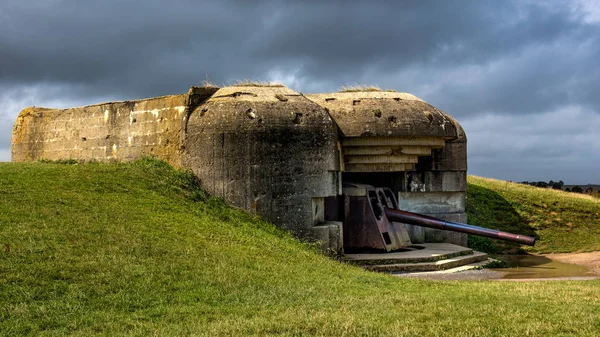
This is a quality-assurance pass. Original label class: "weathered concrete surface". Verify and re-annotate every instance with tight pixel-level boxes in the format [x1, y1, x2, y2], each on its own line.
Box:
[306, 90, 468, 246]
[365, 251, 488, 272]
[344, 243, 475, 263]
[183, 85, 340, 238]
[311, 221, 343, 253]
[397, 192, 465, 214]
[306, 92, 460, 139]
[307, 92, 462, 175]
[11, 84, 470, 250]
[11, 86, 218, 167]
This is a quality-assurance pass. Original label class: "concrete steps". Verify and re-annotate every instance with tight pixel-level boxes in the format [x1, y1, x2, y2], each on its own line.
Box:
[395, 258, 497, 276]
[365, 251, 488, 272]
[343, 243, 490, 273]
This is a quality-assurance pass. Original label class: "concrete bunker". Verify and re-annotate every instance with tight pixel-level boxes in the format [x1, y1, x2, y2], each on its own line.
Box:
[11, 84, 533, 260]
[182, 84, 340, 238]
[305, 91, 469, 252]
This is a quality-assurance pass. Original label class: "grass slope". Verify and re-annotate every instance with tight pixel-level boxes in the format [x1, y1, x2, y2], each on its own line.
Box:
[467, 176, 600, 254]
[1, 160, 599, 336]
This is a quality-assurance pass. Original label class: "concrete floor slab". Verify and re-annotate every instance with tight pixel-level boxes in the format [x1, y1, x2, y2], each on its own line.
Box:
[367, 252, 488, 272]
[343, 243, 491, 273]
[344, 243, 474, 264]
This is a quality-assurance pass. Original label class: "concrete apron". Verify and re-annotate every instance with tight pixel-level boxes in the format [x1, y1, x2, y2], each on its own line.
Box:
[343, 243, 490, 273]
[344, 244, 600, 281]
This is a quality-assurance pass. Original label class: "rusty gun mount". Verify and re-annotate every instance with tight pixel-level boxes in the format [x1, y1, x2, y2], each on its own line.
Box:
[341, 183, 536, 252]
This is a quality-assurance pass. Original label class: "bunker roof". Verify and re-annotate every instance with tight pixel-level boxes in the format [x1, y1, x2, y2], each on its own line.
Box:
[306, 91, 463, 140]
[189, 84, 335, 132]
[207, 84, 300, 103]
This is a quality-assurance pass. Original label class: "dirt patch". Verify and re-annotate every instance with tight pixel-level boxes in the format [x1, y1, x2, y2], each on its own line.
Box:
[543, 252, 600, 275]
[394, 252, 600, 281]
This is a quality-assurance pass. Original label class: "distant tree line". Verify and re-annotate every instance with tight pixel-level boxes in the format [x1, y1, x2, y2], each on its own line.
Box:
[518, 180, 597, 196]
[519, 180, 564, 190]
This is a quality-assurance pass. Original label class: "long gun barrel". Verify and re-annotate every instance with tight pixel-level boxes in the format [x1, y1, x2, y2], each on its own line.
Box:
[384, 207, 536, 246]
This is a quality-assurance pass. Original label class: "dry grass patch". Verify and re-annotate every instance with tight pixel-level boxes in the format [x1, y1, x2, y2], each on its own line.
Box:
[199, 79, 218, 88]
[231, 79, 285, 87]
[339, 84, 397, 92]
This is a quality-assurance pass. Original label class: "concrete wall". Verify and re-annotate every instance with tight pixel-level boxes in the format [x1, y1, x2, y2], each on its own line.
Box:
[311, 91, 469, 247]
[11, 85, 469, 249]
[11, 87, 218, 167]
[399, 134, 468, 246]
[183, 86, 341, 238]
[12, 95, 187, 166]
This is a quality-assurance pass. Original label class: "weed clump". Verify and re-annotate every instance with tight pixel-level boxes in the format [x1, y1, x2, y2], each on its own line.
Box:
[231, 79, 285, 87]
[37, 158, 79, 165]
[339, 85, 398, 93]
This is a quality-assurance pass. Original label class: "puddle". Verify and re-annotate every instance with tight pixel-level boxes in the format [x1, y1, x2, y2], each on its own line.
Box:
[494, 254, 596, 279]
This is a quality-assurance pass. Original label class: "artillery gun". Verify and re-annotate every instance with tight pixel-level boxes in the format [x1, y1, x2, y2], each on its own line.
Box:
[339, 183, 535, 252]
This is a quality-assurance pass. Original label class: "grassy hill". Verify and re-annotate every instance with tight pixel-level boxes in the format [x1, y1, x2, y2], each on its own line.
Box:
[1, 160, 599, 336]
[467, 176, 600, 254]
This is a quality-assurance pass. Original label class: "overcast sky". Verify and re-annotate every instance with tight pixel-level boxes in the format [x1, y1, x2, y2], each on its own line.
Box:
[1, 0, 599, 184]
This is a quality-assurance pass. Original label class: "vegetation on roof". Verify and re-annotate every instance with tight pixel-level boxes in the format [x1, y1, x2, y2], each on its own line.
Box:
[199, 79, 218, 88]
[230, 79, 285, 87]
[338, 85, 397, 93]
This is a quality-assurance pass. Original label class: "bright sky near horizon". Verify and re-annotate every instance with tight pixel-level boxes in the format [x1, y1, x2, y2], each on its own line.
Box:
[1, 0, 599, 184]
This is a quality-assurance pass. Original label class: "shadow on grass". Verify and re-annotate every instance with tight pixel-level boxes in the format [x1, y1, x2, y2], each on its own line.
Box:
[466, 183, 537, 254]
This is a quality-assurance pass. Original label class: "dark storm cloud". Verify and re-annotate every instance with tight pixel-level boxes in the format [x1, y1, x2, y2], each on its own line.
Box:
[245, 0, 600, 117]
[1, 0, 594, 102]
[250, 1, 578, 77]
[0, 0, 271, 97]
[0, 0, 598, 183]
[255, 1, 600, 119]
[462, 107, 600, 184]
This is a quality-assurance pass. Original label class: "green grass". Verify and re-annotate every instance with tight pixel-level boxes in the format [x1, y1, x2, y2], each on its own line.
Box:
[467, 176, 600, 254]
[1, 160, 599, 336]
